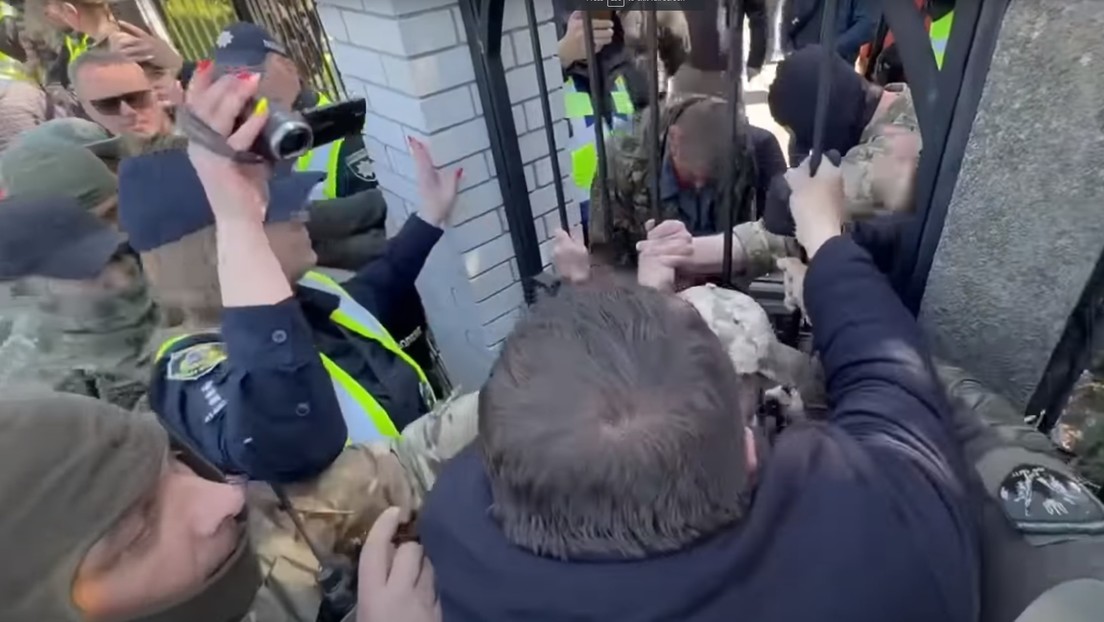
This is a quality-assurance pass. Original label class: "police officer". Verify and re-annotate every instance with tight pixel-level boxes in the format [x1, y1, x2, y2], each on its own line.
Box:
[0, 195, 155, 409]
[117, 66, 462, 483]
[210, 21, 378, 203]
[0, 387, 478, 622]
[208, 22, 451, 394]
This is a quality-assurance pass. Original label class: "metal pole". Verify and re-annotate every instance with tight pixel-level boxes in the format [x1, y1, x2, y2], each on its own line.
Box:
[646, 9, 661, 224]
[721, 0, 745, 286]
[808, 0, 840, 175]
[524, 0, 568, 231]
[582, 11, 611, 239]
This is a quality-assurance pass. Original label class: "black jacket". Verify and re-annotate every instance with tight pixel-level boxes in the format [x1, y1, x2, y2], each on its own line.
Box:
[420, 234, 979, 622]
[784, 0, 878, 64]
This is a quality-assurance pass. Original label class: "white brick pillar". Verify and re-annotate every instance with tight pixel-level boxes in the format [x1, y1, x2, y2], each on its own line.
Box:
[316, 0, 578, 391]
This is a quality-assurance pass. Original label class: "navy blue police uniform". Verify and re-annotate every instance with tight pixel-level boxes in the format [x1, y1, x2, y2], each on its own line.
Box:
[118, 149, 441, 483]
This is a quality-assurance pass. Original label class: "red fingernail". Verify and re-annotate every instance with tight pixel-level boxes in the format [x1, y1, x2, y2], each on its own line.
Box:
[196, 59, 212, 73]
[456, 168, 463, 178]
[235, 71, 254, 81]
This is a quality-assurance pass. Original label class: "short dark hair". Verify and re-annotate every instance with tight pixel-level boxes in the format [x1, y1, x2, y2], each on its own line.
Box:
[479, 282, 754, 560]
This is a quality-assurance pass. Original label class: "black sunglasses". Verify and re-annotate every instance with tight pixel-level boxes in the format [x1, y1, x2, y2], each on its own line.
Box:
[88, 89, 153, 116]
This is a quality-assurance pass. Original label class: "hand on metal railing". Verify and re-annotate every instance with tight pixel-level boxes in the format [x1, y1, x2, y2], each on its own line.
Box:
[559, 11, 613, 68]
[551, 227, 590, 285]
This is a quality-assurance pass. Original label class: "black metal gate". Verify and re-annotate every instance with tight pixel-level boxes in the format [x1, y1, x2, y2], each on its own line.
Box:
[231, 0, 345, 101]
[151, 0, 346, 102]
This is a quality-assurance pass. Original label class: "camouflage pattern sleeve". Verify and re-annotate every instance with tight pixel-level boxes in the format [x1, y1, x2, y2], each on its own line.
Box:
[732, 219, 802, 279]
[390, 390, 480, 501]
[841, 84, 921, 219]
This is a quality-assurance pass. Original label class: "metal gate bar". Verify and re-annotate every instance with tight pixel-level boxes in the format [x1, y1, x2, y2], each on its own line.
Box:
[154, 0, 237, 61]
[646, 9, 661, 225]
[458, 0, 544, 304]
[523, 0, 569, 231]
[582, 10, 612, 248]
[234, 0, 345, 101]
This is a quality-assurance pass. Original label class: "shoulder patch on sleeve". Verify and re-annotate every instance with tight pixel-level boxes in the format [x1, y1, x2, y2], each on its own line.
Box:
[166, 342, 228, 382]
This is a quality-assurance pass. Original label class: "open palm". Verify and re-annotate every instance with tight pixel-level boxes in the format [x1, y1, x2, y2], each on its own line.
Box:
[411, 137, 461, 227]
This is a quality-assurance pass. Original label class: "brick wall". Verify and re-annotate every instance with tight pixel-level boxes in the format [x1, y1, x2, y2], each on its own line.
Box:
[316, 0, 579, 390]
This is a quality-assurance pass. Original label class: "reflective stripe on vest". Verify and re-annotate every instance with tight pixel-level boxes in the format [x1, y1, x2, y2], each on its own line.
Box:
[0, 3, 30, 81]
[0, 51, 30, 82]
[65, 33, 91, 63]
[295, 92, 340, 200]
[296, 139, 342, 200]
[564, 75, 634, 190]
[156, 272, 435, 445]
[930, 11, 954, 69]
[299, 270, 436, 442]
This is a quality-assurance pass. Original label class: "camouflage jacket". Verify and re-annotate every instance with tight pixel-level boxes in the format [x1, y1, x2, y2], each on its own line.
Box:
[243, 392, 479, 621]
[588, 66, 750, 268]
[732, 83, 920, 286]
[0, 312, 153, 410]
[840, 83, 920, 218]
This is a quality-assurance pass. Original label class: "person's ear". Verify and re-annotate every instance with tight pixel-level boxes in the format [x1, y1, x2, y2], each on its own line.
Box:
[52, 2, 81, 30]
[667, 125, 682, 157]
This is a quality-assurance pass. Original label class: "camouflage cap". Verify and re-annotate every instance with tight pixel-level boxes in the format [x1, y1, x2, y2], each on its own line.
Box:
[679, 284, 775, 377]
[0, 392, 167, 622]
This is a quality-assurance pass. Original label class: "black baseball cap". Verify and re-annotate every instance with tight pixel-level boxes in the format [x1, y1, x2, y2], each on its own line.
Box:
[211, 22, 289, 70]
[0, 195, 126, 281]
[117, 148, 324, 252]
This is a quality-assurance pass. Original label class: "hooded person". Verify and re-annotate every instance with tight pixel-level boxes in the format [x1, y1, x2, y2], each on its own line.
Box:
[657, 45, 921, 302]
[0, 195, 155, 408]
[0, 390, 472, 622]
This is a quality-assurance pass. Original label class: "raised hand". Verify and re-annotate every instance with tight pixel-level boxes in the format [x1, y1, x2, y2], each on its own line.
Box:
[551, 226, 590, 284]
[411, 137, 461, 227]
[184, 60, 271, 224]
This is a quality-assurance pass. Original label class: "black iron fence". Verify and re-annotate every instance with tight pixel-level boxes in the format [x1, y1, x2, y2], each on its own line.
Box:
[231, 0, 346, 101]
[150, 0, 345, 102]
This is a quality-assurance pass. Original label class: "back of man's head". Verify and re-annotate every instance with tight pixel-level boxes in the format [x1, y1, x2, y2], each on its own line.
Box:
[479, 282, 753, 560]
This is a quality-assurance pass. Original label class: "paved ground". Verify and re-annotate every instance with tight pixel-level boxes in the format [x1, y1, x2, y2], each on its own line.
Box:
[744, 58, 789, 159]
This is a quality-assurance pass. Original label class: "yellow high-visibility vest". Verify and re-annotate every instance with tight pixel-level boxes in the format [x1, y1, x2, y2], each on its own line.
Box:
[564, 74, 634, 191]
[0, 2, 31, 81]
[65, 32, 91, 63]
[930, 11, 954, 69]
[295, 92, 344, 200]
[156, 270, 435, 444]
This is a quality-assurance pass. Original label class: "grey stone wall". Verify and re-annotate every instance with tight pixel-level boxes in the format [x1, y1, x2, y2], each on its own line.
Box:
[919, 0, 1104, 410]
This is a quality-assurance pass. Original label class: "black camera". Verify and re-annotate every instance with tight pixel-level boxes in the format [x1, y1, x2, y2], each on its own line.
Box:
[249, 98, 367, 161]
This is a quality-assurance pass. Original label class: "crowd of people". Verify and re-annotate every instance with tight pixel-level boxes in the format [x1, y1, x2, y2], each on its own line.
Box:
[0, 1, 1102, 621]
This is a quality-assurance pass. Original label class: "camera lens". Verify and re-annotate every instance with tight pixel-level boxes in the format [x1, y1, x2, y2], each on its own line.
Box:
[275, 128, 313, 159]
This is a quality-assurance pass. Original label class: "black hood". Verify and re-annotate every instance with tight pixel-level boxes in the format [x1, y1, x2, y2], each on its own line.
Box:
[419, 446, 763, 622]
[768, 45, 878, 156]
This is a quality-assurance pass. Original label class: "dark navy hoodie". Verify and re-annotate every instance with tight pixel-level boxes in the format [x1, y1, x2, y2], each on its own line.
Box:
[419, 235, 981, 622]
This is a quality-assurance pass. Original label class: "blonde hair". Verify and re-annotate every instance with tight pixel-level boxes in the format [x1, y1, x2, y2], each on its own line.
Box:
[140, 226, 222, 331]
[23, 0, 117, 41]
[125, 133, 222, 331]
